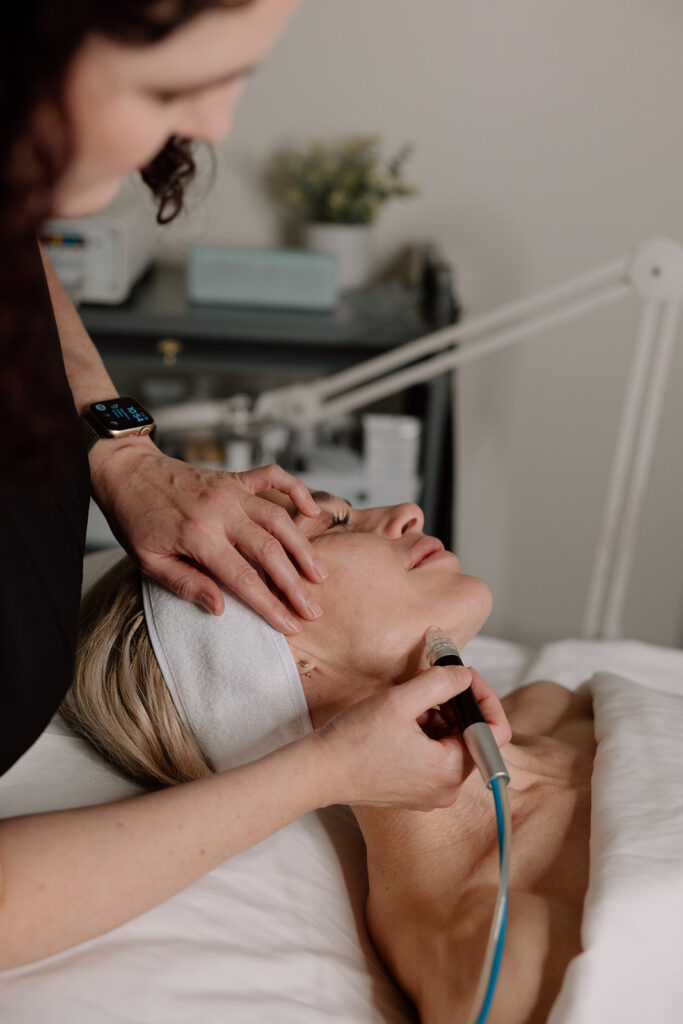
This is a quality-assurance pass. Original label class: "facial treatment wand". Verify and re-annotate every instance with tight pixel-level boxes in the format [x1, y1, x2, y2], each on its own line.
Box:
[425, 627, 511, 1024]
[424, 627, 509, 789]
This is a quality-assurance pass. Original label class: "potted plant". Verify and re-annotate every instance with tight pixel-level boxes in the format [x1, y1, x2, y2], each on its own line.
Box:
[265, 135, 418, 290]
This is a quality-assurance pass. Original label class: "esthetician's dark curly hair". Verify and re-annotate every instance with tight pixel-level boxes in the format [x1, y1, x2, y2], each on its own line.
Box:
[0, 0, 252, 482]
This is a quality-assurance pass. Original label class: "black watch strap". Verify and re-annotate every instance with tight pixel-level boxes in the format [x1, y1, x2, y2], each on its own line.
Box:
[80, 415, 103, 453]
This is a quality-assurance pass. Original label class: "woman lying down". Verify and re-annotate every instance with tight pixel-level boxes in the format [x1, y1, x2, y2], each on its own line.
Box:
[64, 492, 595, 1024]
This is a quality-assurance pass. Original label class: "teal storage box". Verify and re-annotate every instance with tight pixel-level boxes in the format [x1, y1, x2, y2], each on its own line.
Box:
[187, 246, 338, 311]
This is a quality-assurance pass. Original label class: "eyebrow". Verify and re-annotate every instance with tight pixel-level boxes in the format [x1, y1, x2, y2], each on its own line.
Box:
[152, 61, 259, 98]
[290, 491, 351, 520]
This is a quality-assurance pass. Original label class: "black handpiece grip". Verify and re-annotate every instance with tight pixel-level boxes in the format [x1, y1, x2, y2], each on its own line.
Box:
[434, 654, 486, 733]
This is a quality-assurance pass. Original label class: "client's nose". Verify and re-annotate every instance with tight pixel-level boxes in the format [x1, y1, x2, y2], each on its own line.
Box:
[381, 502, 424, 538]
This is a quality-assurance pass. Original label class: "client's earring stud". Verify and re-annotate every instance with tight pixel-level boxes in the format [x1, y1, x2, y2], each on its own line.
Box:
[297, 660, 313, 678]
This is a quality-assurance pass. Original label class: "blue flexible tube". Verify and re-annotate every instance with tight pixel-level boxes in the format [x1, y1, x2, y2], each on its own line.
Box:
[471, 777, 510, 1024]
[492, 776, 505, 859]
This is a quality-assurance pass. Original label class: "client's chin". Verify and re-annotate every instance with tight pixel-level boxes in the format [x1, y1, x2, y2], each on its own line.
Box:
[438, 575, 493, 654]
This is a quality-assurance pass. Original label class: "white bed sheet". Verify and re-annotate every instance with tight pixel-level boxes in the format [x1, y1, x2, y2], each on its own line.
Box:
[549, 670, 683, 1023]
[0, 630, 529, 1023]
[519, 636, 683, 695]
[2, 625, 682, 1022]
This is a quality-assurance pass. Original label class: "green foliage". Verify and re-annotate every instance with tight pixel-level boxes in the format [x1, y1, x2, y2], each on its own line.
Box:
[265, 135, 418, 225]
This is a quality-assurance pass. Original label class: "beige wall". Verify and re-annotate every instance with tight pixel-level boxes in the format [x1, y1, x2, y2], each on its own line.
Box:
[157, 0, 683, 647]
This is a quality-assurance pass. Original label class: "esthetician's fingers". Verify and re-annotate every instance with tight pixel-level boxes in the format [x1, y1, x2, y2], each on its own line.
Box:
[317, 666, 480, 810]
[149, 553, 230, 616]
[196, 511, 323, 627]
[151, 546, 302, 635]
[398, 662, 475, 721]
[235, 464, 322, 522]
[188, 538, 311, 634]
[415, 665, 510, 746]
[89, 447, 324, 626]
[467, 667, 512, 747]
[417, 706, 451, 740]
[239, 488, 328, 582]
[226, 518, 324, 623]
[231, 467, 327, 580]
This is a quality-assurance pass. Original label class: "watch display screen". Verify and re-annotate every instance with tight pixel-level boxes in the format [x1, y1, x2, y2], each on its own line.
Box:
[90, 398, 153, 432]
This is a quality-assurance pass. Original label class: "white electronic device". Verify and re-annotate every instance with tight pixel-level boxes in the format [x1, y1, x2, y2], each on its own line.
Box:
[41, 205, 154, 304]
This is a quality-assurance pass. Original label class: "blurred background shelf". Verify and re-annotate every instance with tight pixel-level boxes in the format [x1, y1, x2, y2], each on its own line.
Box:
[80, 251, 460, 544]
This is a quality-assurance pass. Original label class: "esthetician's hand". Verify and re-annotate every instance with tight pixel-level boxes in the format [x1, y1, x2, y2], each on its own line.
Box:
[315, 665, 511, 810]
[90, 440, 326, 634]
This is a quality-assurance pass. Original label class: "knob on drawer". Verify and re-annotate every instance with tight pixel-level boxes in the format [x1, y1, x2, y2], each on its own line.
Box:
[156, 337, 183, 366]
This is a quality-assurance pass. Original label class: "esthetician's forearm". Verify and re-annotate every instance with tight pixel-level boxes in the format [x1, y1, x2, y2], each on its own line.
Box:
[0, 736, 324, 970]
[40, 243, 158, 479]
[40, 244, 119, 416]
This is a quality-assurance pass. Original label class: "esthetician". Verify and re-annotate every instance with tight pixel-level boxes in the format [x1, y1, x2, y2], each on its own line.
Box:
[0, 1, 500, 969]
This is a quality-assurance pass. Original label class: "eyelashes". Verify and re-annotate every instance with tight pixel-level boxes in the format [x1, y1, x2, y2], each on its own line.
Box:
[150, 89, 184, 105]
[330, 510, 350, 528]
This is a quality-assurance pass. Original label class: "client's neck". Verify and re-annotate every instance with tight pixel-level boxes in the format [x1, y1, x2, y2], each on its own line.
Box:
[301, 665, 398, 730]
[290, 636, 416, 730]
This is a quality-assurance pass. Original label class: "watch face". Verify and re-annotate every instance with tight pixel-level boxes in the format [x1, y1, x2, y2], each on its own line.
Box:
[90, 398, 153, 432]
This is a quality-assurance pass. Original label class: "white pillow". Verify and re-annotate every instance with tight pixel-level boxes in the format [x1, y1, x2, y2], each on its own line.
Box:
[0, 731, 414, 1023]
[0, 551, 414, 1023]
[0, 553, 533, 1022]
[548, 672, 683, 1023]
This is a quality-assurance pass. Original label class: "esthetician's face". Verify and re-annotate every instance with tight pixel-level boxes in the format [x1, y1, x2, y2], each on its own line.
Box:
[267, 491, 493, 690]
[54, 0, 302, 216]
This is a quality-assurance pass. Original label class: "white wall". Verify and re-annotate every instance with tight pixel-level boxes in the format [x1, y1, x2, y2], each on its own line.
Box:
[157, 0, 683, 647]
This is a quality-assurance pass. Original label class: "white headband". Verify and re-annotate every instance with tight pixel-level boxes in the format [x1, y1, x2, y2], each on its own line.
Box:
[141, 576, 312, 772]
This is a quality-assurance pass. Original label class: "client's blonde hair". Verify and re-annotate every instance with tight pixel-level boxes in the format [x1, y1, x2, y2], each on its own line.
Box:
[61, 558, 212, 789]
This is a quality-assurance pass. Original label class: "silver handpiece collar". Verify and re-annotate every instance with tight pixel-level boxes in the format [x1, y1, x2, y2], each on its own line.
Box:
[464, 723, 510, 789]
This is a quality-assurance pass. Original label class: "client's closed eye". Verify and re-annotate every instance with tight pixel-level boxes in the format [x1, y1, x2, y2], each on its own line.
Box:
[330, 511, 351, 528]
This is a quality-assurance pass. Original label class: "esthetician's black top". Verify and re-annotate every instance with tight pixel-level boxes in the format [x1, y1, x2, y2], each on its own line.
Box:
[0, 242, 90, 776]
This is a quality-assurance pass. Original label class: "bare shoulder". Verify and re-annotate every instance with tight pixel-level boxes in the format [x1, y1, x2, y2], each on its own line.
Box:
[502, 680, 592, 737]
[420, 886, 581, 1024]
[495, 887, 581, 1024]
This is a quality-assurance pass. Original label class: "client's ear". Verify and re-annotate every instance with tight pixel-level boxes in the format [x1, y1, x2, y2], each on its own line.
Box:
[287, 638, 318, 681]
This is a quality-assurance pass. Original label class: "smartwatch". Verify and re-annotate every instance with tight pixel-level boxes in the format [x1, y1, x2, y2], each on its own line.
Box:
[81, 397, 156, 453]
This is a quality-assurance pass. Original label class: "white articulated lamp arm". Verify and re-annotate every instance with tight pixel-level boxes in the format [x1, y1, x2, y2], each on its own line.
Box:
[582, 238, 683, 638]
[155, 238, 683, 639]
[253, 251, 630, 428]
[253, 237, 683, 640]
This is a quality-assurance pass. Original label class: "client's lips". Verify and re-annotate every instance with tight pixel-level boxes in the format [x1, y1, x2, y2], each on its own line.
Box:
[408, 536, 447, 569]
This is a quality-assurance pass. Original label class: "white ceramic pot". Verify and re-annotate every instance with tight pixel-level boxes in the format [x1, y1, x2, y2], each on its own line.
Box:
[303, 222, 372, 291]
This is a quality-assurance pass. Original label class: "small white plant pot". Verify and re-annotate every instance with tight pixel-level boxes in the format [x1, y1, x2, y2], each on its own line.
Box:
[304, 222, 372, 291]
